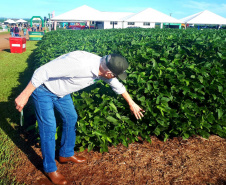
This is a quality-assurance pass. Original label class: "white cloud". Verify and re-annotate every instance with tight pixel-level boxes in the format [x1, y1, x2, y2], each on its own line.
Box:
[183, 1, 226, 12]
[183, 1, 211, 10]
[182, 1, 226, 17]
[214, 3, 226, 14]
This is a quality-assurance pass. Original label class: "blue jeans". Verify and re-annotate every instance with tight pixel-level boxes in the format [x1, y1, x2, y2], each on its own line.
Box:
[32, 85, 77, 173]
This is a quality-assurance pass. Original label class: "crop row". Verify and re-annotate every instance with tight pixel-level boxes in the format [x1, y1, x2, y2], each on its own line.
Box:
[33, 28, 226, 152]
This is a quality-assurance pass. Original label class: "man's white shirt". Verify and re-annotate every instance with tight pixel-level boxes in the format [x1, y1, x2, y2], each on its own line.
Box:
[31, 51, 126, 97]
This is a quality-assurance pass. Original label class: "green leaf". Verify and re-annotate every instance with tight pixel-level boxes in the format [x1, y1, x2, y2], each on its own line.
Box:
[199, 130, 210, 139]
[116, 113, 121, 119]
[198, 75, 203, 83]
[93, 131, 103, 136]
[138, 96, 145, 102]
[175, 54, 181, 58]
[147, 83, 152, 91]
[164, 133, 169, 142]
[161, 97, 170, 102]
[79, 146, 85, 152]
[122, 139, 128, 147]
[151, 58, 158, 69]
[94, 108, 100, 113]
[212, 94, 217, 100]
[106, 137, 112, 143]
[156, 96, 160, 104]
[88, 144, 94, 152]
[154, 127, 160, 136]
[185, 132, 190, 138]
[106, 116, 119, 125]
[218, 86, 223, 93]
[109, 102, 118, 112]
[217, 109, 223, 119]
[217, 52, 222, 58]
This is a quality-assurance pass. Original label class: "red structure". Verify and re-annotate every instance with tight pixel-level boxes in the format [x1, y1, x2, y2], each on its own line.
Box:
[9, 37, 26, 53]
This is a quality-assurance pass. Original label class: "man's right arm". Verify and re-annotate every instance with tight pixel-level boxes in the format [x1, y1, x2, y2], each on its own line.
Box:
[15, 81, 36, 112]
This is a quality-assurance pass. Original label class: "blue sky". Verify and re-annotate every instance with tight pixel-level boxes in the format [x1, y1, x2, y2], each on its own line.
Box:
[1, 0, 226, 19]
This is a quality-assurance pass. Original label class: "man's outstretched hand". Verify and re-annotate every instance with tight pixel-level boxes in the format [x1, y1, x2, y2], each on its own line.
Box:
[129, 102, 145, 119]
[121, 91, 145, 120]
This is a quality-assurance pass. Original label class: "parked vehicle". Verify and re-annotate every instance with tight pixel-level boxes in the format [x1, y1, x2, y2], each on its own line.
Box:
[68, 22, 95, 30]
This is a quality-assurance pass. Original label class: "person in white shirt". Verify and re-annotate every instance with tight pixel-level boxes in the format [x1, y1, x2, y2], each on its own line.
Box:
[15, 51, 144, 185]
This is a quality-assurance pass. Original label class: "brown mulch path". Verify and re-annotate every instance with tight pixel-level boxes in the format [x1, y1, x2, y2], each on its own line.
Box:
[11, 135, 226, 185]
[1, 33, 225, 185]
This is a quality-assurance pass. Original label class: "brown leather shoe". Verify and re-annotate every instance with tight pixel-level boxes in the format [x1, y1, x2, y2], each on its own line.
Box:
[59, 155, 86, 164]
[45, 171, 68, 185]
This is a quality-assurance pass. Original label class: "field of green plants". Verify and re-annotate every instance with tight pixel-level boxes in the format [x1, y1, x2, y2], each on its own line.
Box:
[32, 28, 226, 152]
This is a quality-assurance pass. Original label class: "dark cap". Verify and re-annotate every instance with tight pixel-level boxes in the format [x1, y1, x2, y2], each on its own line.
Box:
[105, 54, 129, 80]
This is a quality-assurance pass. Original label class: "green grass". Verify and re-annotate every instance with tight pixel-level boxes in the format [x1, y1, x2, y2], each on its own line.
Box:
[0, 31, 9, 35]
[0, 41, 38, 184]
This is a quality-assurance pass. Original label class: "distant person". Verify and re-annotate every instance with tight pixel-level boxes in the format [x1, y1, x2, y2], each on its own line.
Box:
[4, 25, 8, 30]
[10, 25, 14, 37]
[23, 27, 27, 36]
[19, 25, 22, 32]
[14, 25, 20, 37]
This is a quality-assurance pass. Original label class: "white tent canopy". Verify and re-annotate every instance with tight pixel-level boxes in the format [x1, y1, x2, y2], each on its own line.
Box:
[124, 8, 183, 23]
[100, 12, 134, 21]
[52, 5, 133, 22]
[51, 5, 183, 24]
[52, 5, 103, 22]
[180, 10, 226, 25]
[4, 19, 16, 24]
[16, 19, 27, 23]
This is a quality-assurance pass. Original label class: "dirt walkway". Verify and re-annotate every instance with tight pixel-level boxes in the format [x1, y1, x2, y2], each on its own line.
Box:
[0, 31, 29, 51]
[0, 32, 10, 51]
